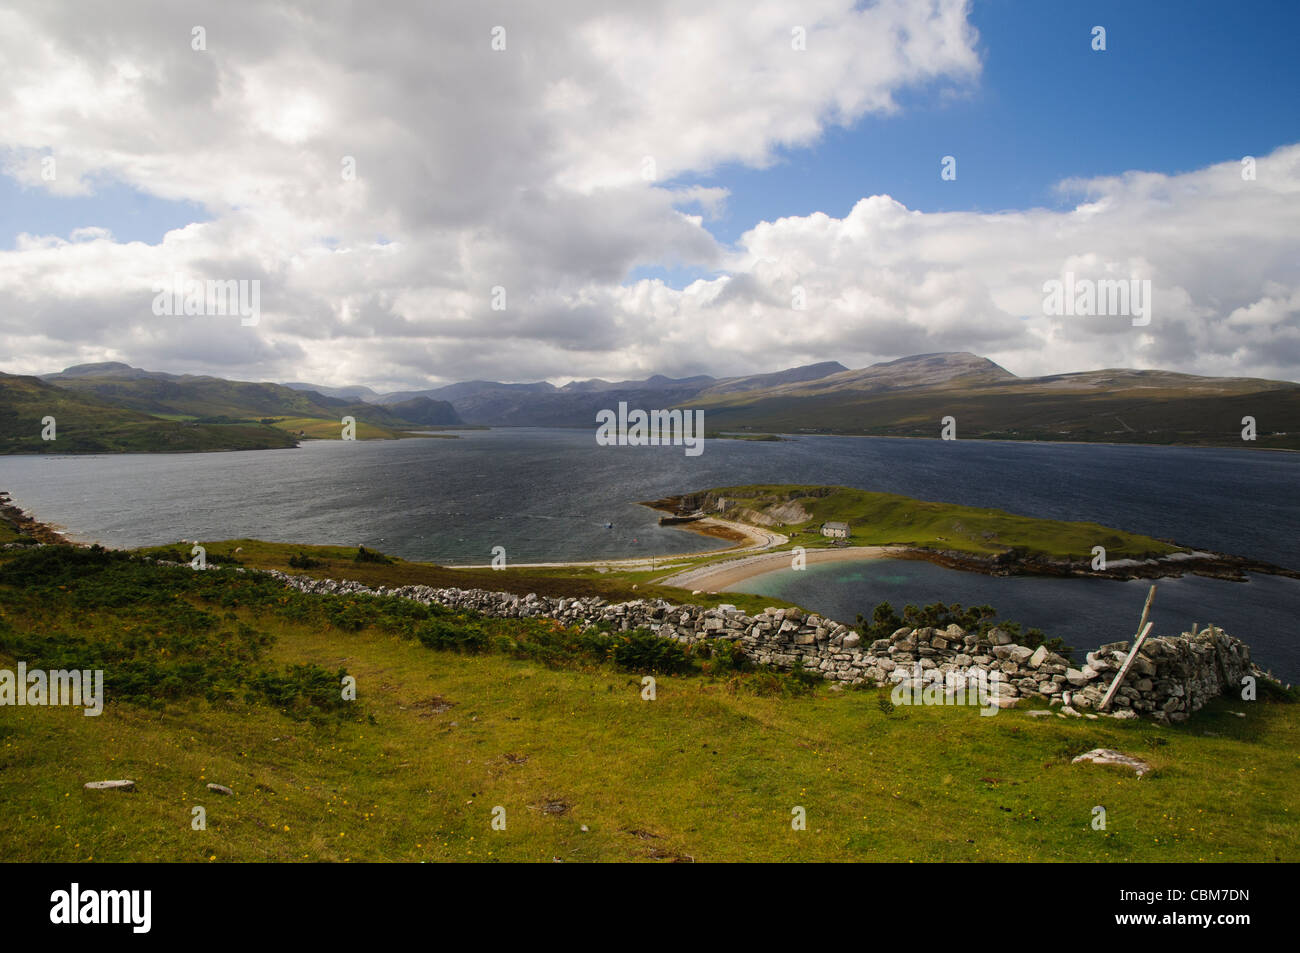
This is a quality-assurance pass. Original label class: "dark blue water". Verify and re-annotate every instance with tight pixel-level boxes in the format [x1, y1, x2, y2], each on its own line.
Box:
[2, 430, 1296, 676]
[736, 559, 1299, 680]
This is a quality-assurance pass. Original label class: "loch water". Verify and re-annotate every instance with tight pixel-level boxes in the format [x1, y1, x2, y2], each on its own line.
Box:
[3, 429, 1296, 677]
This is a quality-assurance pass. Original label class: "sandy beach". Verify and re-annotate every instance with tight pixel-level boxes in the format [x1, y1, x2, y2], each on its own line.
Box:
[659, 544, 907, 591]
[453, 509, 911, 590]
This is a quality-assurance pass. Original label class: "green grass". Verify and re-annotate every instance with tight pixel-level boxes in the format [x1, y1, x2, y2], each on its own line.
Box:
[1, 545, 1295, 862]
[134, 539, 797, 616]
[41, 374, 418, 428]
[266, 417, 451, 441]
[1, 371, 462, 452]
[688, 382, 1300, 451]
[698, 484, 1184, 562]
[0, 372, 299, 453]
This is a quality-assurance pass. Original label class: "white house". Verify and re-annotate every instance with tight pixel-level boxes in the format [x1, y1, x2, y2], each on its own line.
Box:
[820, 521, 850, 539]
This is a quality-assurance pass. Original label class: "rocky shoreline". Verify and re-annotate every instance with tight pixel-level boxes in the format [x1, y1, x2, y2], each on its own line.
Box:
[0, 492, 71, 545]
[895, 545, 1300, 583]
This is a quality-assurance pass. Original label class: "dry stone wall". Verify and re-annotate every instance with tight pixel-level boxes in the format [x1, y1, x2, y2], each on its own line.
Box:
[259, 568, 1266, 723]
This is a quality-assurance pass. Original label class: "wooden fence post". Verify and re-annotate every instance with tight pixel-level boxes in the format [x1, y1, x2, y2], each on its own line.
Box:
[1099, 584, 1157, 712]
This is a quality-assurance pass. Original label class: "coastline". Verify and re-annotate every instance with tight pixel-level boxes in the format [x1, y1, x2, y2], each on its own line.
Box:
[4, 485, 1295, 588]
[744, 431, 1300, 454]
[445, 516, 787, 571]
[0, 491, 71, 545]
[643, 493, 1300, 584]
[659, 544, 906, 591]
[657, 541, 1300, 594]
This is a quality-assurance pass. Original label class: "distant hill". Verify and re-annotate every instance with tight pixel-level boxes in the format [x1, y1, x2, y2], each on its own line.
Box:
[559, 373, 718, 394]
[697, 361, 849, 397]
[686, 353, 1300, 449]
[382, 395, 464, 426]
[0, 372, 297, 453]
[39, 363, 460, 429]
[372, 364, 845, 426]
[47, 361, 181, 382]
[377, 380, 558, 404]
[282, 381, 380, 401]
[15, 353, 1297, 450]
[695, 353, 1013, 404]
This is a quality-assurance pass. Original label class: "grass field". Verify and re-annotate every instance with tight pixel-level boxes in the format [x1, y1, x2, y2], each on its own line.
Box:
[1, 545, 1296, 863]
[699, 484, 1185, 561]
[266, 416, 448, 441]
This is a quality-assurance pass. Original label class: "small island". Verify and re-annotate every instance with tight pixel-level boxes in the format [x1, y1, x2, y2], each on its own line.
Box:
[641, 485, 1298, 589]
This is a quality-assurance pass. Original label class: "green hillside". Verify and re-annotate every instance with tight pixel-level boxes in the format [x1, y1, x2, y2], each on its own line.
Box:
[687, 362, 1300, 450]
[266, 417, 446, 441]
[1, 544, 1295, 862]
[0, 373, 297, 453]
[43, 372, 424, 429]
[690, 484, 1184, 562]
[2, 366, 463, 452]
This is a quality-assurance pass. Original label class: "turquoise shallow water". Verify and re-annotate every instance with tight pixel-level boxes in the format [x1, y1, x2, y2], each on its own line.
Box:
[1, 428, 1296, 677]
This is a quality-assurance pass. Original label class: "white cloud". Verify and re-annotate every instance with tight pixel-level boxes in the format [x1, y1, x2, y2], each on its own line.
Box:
[0, 1, 1297, 389]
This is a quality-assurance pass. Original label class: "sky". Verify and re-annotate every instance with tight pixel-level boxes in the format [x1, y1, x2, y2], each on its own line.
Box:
[1, 0, 1298, 391]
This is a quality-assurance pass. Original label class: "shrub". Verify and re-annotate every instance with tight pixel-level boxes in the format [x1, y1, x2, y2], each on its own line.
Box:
[0, 543, 125, 587]
[324, 600, 377, 632]
[787, 659, 823, 692]
[415, 618, 488, 653]
[610, 629, 691, 675]
[860, 600, 1071, 658]
[698, 638, 747, 676]
[354, 546, 393, 564]
[247, 664, 354, 719]
[1257, 678, 1300, 703]
[858, 601, 904, 639]
[738, 662, 821, 697]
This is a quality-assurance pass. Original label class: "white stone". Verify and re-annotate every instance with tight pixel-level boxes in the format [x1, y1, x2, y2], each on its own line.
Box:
[1071, 748, 1151, 777]
[84, 780, 135, 791]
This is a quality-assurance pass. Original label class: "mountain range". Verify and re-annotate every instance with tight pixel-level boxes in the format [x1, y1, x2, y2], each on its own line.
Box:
[2, 353, 1297, 452]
